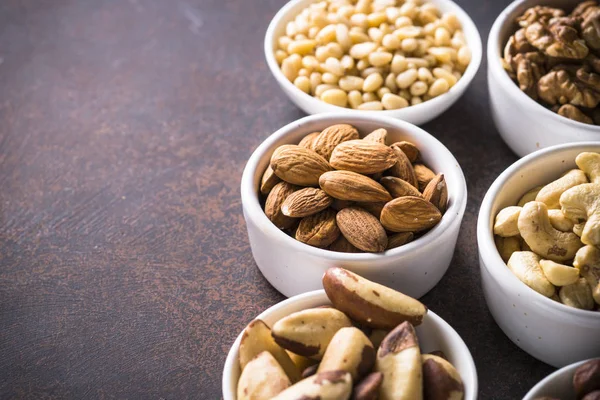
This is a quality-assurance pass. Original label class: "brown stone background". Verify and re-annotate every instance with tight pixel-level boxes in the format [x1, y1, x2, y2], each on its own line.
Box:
[0, 0, 558, 398]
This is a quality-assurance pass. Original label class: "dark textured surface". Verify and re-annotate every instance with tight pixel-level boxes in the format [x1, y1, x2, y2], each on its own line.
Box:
[0, 0, 556, 398]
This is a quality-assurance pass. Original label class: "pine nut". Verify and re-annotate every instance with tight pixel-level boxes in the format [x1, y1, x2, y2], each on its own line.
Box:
[399, 2, 418, 19]
[381, 93, 408, 109]
[411, 96, 423, 105]
[428, 78, 449, 97]
[316, 24, 337, 44]
[349, 30, 370, 44]
[385, 72, 398, 91]
[382, 34, 401, 50]
[458, 46, 471, 66]
[391, 54, 408, 74]
[298, 68, 310, 77]
[278, 36, 292, 52]
[394, 26, 423, 40]
[368, 51, 393, 67]
[294, 76, 311, 93]
[340, 55, 355, 69]
[356, 59, 369, 71]
[399, 89, 411, 100]
[302, 55, 320, 70]
[322, 72, 339, 84]
[434, 27, 451, 46]
[410, 80, 428, 96]
[315, 83, 338, 97]
[417, 67, 433, 82]
[324, 57, 345, 75]
[281, 54, 302, 81]
[310, 72, 322, 92]
[377, 87, 391, 98]
[321, 88, 348, 107]
[363, 72, 384, 92]
[433, 67, 457, 87]
[336, 24, 352, 51]
[395, 16, 413, 28]
[348, 90, 363, 108]
[363, 92, 378, 102]
[386, 7, 401, 23]
[288, 39, 317, 55]
[350, 13, 368, 28]
[367, 12, 387, 27]
[358, 101, 384, 110]
[405, 57, 429, 68]
[396, 68, 418, 89]
[275, 50, 288, 64]
[401, 38, 418, 52]
[350, 42, 378, 59]
[368, 27, 384, 43]
[339, 76, 365, 91]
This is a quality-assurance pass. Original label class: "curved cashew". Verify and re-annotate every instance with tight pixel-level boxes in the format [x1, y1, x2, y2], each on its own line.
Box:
[573, 222, 585, 237]
[576, 151, 600, 183]
[507, 251, 555, 297]
[517, 186, 543, 207]
[573, 245, 600, 305]
[495, 235, 521, 262]
[493, 206, 521, 237]
[535, 169, 588, 209]
[518, 202, 583, 262]
[539, 259, 580, 286]
[559, 278, 595, 310]
[547, 209, 575, 232]
[560, 183, 600, 247]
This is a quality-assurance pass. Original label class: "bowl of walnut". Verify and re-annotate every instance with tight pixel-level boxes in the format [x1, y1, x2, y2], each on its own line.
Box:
[488, 0, 600, 157]
[240, 113, 467, 298]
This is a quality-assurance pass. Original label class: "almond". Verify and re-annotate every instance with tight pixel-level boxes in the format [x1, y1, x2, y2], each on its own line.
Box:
[271, 145, 333, 186]
[386, 232, 414, 250]
[296, 209, 340, 248]
[261, 165, 281, 196]
[380, 176, 422, 198]
[331, 198, 355, 211]
[413, 163, 436, 192]
[328, 235, 361, 253]
[380, 196, 442, 232]
[423, 173, 448, 213]
[312, 124, 359, 160]
[282, 188, 334, 218]
[336, 207, 388, 252]
[391, 141, 419, 162]
[299, 131, 320, 149]
[360, 202, 387, 220]
[363, 128, 387, 145]
[330, 140, 397, 174]
[265, 181, 299, 229]
[387, 145, 418, 188]
[319, 171, 392, 202]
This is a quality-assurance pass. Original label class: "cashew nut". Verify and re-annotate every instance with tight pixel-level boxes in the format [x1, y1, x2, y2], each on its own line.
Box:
[576, 151, 600, 183]
[507, 251, 556, 297]
[535, 169, 588, 209]
[517, 186, 542, 207]
[559, 278, 595, 310]
[539, 259, 580, 286]
[574, 222, 585, 237]
[547, 209, 575, 232]
[560, 183, 600, 247]
[573, 245, 600, 305]
[495, 235, 521, 262]
[494, 206, 521, 237]
[518, 202, 583, 262]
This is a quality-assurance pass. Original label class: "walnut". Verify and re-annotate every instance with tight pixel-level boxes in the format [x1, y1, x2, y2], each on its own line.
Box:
[517, 5, 565, 27]
[582, 7, 600, 50]
[557, 104, 594, 124]
[572, 1, 599, 18]
[525, 21, 589, 59]
[513, 52, 545, 98]
[504, 28, 537, 67]
[537, 68, 600, 108]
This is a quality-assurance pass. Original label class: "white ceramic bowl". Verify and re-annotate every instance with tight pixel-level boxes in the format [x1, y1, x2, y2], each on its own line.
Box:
[488, 0, 600, 157]
[523, 359, 598, 400]
[222, 290, 478, 400]
[265, 0, 482, 125]
[477, 142, 600, 368]
[241, 113, 467, 298]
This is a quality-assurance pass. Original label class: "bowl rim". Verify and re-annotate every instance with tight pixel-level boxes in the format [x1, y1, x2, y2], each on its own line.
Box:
[264, 0, 483, 117]
[487, 0, 600, 132]
[240, 112, 468, 262]
[522, 358, 596, 399]
[221, 289, 479, 400]
[477, 141, 600, 318]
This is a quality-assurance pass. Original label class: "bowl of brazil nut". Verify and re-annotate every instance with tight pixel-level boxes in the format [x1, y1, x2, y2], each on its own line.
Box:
[264, 0, 482, 125]
[523, 358, 600, 400]
[477, 142, 600, 368]
[240, 113, 467, 298]
[488, 0, 600, 157]
[222, 267, 478, 400]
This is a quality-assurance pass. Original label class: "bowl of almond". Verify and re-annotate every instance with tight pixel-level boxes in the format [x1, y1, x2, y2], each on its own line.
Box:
[240, 113, 467, 298]
[222, 267, 478, 400]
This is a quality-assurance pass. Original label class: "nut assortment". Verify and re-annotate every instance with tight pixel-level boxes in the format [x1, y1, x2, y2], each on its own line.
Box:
[533, 359, 600, 400]
[493, 151, 600, 311]
[236, 267, 465, 400]
[275, 0, 471, 110]
[261, 123, 447, 252]
[503, 2, 600, 125]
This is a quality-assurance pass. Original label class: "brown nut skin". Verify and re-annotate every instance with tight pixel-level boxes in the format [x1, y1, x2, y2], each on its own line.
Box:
[317, 327, 375, 380]
[574, 359, 600, 399]
[352, 372, 384, 400]
[237, 351, 291, 400]
[271, 370, 353, 400]
[422, 354, 464, 400]
[322, 267, 427, 329]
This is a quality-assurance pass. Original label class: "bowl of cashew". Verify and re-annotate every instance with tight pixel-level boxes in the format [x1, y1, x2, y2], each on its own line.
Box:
[477, 142, 600, 368]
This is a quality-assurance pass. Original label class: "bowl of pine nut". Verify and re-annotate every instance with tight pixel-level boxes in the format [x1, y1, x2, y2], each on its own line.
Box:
[265, 0, 482, 125]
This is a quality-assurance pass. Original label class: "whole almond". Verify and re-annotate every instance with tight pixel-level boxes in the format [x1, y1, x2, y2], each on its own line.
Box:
[413, 164, 436, 192]
[380, 176, 422, 198]
[299, 131, 320, 149]
[260, 165, 281, 196]
[423, 173, 448, 213]
[387, 145, 418, 188]
[360, 202, 386, 220]
[312, 124, 359, 160]
[319, 171, 392, 202]
[329, 235, 361, 253]
[386, 232, 414, 250]
[271, 145, 333, 186]
[392, 141, 420, 162]
[265, 181, 299, 229]
[336, 207, 388, 252]
[380, 196, 442, 232]
[282, 187, 333, 218]
[330, 140, 397, 174]
[363, 128, 387, 145]
[296, 209, 340, 248]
